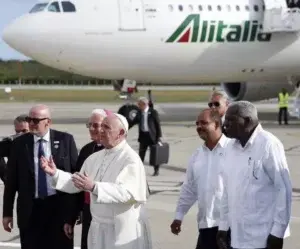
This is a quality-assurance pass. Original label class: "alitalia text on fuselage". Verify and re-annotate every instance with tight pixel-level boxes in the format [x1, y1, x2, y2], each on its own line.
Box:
[166, 14, 272, 43]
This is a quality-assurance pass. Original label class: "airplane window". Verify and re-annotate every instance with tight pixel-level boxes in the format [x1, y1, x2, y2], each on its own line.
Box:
[178, 5, 183, 11]
[48, 2, 60, 12]
[254, 5, 259, 11]
[198, 5, 203, 11]
[208, 5, 212, 11]
[29, 3, 48, 13]
[262, 5, 265, 11]
[188, 5, 193, 11]
[217, 5, 221, 11]
[62, 1, 76, 12]
[236, 5, 240, 11]
[245, 5, 249, 11]
[168, 5, 173, 11]
[226, 5, 231, 11]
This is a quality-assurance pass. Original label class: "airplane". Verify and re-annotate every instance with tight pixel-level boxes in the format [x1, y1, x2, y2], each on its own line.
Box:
[2, 0, 300, 121]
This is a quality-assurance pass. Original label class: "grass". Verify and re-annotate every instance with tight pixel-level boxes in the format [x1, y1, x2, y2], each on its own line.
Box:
[0, 89, 211, 103]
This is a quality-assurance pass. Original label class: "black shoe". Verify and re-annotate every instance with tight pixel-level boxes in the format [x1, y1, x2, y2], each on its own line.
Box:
[152, 170, 159, 176]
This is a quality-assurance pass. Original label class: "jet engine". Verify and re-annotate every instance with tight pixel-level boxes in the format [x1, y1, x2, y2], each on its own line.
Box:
[221, 81, 295, 102]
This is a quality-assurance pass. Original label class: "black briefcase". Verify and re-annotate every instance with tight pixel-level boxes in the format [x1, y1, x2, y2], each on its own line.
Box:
[149, 142, 169, 166]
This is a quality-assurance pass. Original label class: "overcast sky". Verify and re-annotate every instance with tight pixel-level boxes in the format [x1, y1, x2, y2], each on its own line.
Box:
[0, 0, 37, 60]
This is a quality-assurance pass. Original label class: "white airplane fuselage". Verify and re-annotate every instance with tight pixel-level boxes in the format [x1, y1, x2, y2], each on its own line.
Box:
[2, 0, 300, 84]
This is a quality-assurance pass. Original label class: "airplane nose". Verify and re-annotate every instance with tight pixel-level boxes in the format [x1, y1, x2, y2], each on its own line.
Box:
[1, 15, 48, 59]
[2, 23, 16, 46]
[2, 17, 30, 53]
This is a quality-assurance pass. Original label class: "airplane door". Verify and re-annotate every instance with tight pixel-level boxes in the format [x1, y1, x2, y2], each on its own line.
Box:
[118, 0, 145, 31]
[262, 0, 300, 32]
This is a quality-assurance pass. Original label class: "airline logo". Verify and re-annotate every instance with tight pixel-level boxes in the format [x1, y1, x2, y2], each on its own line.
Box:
[166, 14, 272, 43]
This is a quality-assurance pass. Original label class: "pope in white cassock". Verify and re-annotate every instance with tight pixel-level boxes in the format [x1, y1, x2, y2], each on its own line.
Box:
[40, 113, 152, 249]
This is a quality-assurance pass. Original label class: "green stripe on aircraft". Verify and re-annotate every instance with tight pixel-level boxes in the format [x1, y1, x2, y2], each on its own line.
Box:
[166, 14, 272, 43]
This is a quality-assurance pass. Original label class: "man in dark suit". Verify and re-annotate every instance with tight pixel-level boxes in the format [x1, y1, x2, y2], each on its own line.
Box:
[0, 114, 29, 183]
[64, 108, 111, 249]
[2, 104, 79, 249]
[208, 90, 229, 134]
[129, 96, 162, 176]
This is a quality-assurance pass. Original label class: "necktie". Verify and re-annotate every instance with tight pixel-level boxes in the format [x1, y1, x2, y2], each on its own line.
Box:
[38, 139, 48, 198]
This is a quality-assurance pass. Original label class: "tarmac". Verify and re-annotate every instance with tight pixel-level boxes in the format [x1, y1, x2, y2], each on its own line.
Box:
[0, 102, 299, 248]
[0, 100, 297, 124]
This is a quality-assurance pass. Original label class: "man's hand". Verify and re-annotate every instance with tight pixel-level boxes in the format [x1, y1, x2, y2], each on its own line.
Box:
[267, 234, 283, 249]
[63, 224, 73, 239]
[216, 230, 229, 249]
[40, 156, 57, 176]
[75, 212, 83, 225]
[170, 219, 182, 235]
[2, 217, 13, 232]
[72, 172, 95, 192]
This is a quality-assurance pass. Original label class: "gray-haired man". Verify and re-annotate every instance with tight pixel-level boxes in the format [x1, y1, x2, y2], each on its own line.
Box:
[0, 114, 29, 183]
[217, 101, 292, 249]
[208, 91, 229, 132]
[129, 96, 163, 176]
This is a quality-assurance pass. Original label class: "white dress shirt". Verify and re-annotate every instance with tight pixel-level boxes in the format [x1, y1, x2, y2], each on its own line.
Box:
[34, 130, 56, 198]
[175, 134, 231, 229]
[219, 124, 292, 249]
[141, 106, 149, 132]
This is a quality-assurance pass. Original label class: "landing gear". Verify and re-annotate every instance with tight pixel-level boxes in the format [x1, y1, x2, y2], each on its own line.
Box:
[118, 103, 139, 124]
[115, 79, 154, 123]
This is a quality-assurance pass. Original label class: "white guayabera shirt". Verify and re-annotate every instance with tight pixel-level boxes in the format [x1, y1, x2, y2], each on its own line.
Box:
[175, 134, 231, 229]
[219, 124, 292, 249]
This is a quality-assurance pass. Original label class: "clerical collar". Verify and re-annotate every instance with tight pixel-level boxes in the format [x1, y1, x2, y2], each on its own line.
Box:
[105, 139, 126, 153]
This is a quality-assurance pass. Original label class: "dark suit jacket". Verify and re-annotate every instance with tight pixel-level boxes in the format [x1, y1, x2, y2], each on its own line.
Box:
[129, 108, 162, 144]
[221, 125, 227, 136]
[3, 129, 79, 229]
[0, 139, 13, 183]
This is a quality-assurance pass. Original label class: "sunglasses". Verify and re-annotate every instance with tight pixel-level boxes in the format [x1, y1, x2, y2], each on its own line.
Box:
[208, 102, 220, 108]
[25, 117, 48, 125]
[15, 129, 28, 134]
[86, 123, 101, 129]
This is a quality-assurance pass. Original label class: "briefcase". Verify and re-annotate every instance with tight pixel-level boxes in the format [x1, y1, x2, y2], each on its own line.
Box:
[149, 142, 169, 166]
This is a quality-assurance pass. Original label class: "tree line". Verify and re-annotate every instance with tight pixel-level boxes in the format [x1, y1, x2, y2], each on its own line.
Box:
[0, 59, 101, 81]
[0, 59, 218, 86]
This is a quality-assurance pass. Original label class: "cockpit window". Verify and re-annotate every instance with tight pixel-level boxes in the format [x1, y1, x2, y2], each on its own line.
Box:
[48, 2, 61, 12]
[29, 3, 48, 13]
[62, 1, 76, 12]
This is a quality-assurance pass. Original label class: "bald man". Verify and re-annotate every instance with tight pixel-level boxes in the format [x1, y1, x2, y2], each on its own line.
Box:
[3, 104, 79, 249]
[41, 113, 152, 249]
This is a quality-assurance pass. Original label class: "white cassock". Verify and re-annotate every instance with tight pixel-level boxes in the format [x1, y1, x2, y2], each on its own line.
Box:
[51, 139, 152, 249]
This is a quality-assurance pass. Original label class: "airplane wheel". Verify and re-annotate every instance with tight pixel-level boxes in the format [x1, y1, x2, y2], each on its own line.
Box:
[117, 104, 139, 123]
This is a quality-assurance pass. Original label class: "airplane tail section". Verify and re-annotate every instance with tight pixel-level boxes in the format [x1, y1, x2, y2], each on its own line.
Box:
[262, 0, 300, 32]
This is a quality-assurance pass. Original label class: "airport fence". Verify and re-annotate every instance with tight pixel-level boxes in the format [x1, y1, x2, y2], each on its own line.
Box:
[0, 79, 219, 87]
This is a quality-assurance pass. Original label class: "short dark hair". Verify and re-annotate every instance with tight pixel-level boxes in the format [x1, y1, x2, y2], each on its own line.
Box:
[14, 114, 28, 124]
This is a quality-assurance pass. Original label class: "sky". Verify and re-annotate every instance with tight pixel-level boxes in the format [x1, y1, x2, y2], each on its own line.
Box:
[0, 0, 37, 60]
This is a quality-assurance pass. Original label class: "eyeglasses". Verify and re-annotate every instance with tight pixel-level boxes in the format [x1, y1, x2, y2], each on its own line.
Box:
[86, 123, 101, 129]
[208, 102, 220, 108]
[25, 117, 48, 125]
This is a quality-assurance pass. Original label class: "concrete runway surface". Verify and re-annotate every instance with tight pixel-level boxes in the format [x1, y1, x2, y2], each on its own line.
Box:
[0, 101, 297, 125]
[0, 102, 299, 248]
